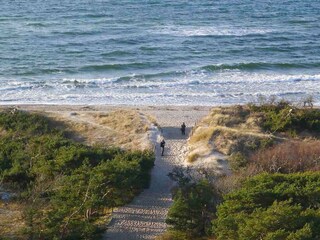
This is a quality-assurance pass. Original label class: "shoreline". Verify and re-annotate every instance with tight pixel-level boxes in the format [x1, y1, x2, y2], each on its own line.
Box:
[1, 102, 318, 108]
[0, 104, 213, 112]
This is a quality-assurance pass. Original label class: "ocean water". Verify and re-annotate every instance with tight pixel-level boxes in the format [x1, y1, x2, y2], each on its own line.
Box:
[1, 0, 320, 105]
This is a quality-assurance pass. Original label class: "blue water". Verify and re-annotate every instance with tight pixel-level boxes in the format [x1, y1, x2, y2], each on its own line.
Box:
[1, 0, 320, 105]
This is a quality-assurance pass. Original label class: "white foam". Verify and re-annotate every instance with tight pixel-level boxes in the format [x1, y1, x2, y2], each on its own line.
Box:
[1, 71, 320, 106]
[152, 25, 274, 37]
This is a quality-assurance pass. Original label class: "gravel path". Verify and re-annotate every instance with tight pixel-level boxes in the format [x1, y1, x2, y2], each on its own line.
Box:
[104, 108, 210, 240]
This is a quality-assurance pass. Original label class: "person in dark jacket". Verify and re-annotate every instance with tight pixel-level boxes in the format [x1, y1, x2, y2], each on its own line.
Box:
[181, 122, 186, 135]
[160, 139, 166, 156]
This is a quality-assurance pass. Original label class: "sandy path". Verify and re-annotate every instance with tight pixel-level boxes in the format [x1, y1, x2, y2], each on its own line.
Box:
[104, 107, 210, 240]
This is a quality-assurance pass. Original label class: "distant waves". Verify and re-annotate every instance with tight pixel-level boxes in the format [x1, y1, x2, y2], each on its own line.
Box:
[1, 0, 320, 105]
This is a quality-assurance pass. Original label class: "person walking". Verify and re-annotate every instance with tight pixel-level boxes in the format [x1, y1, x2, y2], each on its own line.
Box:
[160, 139, 166, 156]
[181, 122, 186, 135]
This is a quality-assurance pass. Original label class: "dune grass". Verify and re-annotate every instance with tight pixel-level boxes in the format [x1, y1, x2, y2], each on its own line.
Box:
[187, 152, 200, 163]
[189, 127, 216, 145]
[49, 109, 155, 151]
[187, 101, 320, 165]
[96, 109, 149, 134]
[187, 106, 275, 163]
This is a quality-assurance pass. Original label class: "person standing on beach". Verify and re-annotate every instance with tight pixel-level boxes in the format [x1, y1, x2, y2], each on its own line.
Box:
[181, 122, 186, 135]
[160, 139, 166, 156]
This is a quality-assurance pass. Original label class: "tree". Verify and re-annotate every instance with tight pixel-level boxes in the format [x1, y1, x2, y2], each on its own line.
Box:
[166, 180, 217, 236]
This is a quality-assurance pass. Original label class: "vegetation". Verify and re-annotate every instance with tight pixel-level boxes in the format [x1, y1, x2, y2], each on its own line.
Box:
[228, 152, 247, 171]
[166, 180, 216, 236]
[50, 109, 154, 150]
[187, 105, 274, 163]
[165, 171, 320, 240]
[165, 168, 220, 239]
[248, 140, 320, 174]
[156, 230, 212, 240]
[164, 99, 320, 240]
[188, 99, 320, 164]
[213, 173, 320, 240]
[249, 100, 320, 135]
[187, 152, 200, 163]
[0, 110, 155, 239]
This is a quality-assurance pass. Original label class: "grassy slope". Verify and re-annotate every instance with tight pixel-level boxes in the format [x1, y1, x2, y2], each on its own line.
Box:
[46, 109, 155, 150]
[187, 105, 277, 164]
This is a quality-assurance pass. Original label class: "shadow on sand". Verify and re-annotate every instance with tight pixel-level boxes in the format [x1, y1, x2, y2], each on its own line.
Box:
[160, 127, 191, 140]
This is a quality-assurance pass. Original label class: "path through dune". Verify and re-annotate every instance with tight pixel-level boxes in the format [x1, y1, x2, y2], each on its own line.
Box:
[104, 107, 210, 240]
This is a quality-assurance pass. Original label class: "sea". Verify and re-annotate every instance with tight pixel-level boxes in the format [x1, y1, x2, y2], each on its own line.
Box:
[1, 0, 320, 106]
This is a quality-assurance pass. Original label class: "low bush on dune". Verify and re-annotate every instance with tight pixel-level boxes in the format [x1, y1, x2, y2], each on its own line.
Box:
[249, 100, 320, 135]
[213, 172, 320, 240]
[228, 152, 248, 171]
[227, 140, 320, 176]
[0, 110, 155, 239]
[222, 100, 320, 174]
[188, 99, 320, 165]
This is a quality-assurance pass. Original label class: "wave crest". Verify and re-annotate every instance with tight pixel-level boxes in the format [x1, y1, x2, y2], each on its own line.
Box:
[201, 62, 320, 71]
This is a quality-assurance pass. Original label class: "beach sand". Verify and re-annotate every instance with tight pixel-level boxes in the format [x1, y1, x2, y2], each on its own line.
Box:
[0, 104, 212, 239]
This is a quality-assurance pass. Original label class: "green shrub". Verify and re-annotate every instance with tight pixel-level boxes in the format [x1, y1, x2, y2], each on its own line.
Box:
[228, 152, 248, 171]
[0, 110, 56, 135]
[213, 172, 320, 240]
[249, 101, 320, 135]
[259, 137, 274, 149]
[166, 180, 217, 237]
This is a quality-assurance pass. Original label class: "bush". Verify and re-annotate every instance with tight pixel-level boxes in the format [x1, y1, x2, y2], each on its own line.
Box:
[0, 109, 57, 135]
[228, 152, 248, 171]
[213, 172, 320, 240]
[156, 230, 212, 240]
[248, 141, 320, 174]
[166, 177, 218, 237]
[259, 137, 274, 149]
[249, 101, 320, 135]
